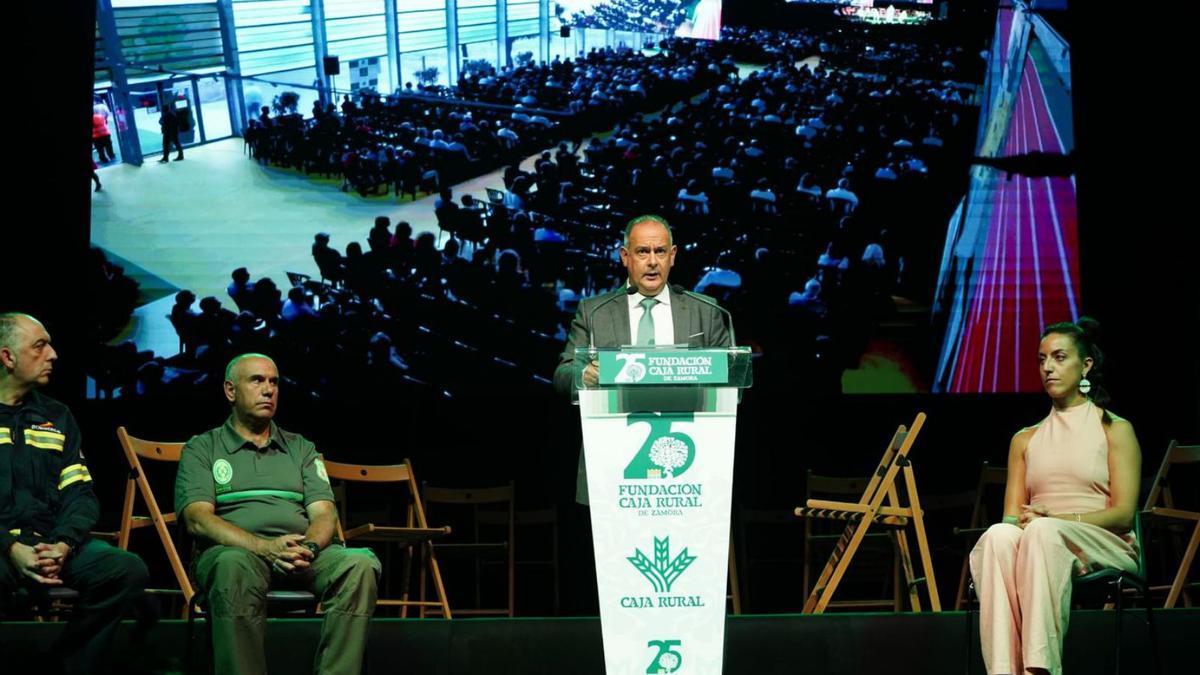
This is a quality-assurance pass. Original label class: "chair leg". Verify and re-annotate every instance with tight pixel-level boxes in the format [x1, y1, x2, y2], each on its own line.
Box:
[804, 525, 854, 613]
[552, 519, 561, 616]
[474, 554, 482, 611]
[903, 466, 941, 611]
[1145, 596, 1161, 675]
[1165, 521, 1199, 608]
[956, 549, 972, 611]
[894, 530, 921, 612]
[427, 542, 453, 619]
[813, 521, 874, 614]
[186, 605, 193, 668]
[1114, 578, 1124, 675]
[727, 539, 742, 616]
[186, 601, 197, 674]
[965, 580, 976, 675]
[381, 543, 393, 615]
[400, 543, 414, 619]
[205, 612, 215, 675]
[890, 536, 902, 612]
[418, 545, 428, 619]
[802, 530, 812, 605]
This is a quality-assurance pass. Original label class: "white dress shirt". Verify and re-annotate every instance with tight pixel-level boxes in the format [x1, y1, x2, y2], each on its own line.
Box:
[626, 286, 675, 346]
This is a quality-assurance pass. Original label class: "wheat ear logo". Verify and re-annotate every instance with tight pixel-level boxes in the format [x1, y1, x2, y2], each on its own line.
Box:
[627, 536, 696, 593]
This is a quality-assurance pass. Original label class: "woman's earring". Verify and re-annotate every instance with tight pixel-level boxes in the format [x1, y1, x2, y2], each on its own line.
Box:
[1079, 377, 1092, 395]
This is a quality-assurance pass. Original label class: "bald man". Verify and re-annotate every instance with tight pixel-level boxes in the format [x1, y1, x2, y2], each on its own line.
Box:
[0, 313, 149, 674]
[175, 354, 380, 675]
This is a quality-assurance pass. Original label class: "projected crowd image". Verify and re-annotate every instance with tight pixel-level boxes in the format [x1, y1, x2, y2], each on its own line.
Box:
[556, 0, 723, 40]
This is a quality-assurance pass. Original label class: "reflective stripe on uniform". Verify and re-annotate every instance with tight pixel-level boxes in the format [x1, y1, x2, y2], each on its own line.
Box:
[25, 429, 66, 451]
[215, 489, 304, 504]
[58, 464, 94, 490]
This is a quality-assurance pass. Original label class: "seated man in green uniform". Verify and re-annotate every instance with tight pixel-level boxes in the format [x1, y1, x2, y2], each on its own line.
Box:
[176, 353, 380, 675]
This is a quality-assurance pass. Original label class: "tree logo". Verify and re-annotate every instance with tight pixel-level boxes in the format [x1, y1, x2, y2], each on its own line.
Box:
[645, 640, 683, 673]
[615, 353, 648, 383]
[628, 536, 696, 593]
[624, 413, 696, 480]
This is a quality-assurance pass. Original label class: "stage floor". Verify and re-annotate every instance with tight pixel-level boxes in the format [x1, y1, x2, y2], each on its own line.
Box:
[5, 609, 1194, 674]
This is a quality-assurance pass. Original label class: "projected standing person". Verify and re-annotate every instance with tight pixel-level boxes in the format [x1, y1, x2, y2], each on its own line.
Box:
[159, 100, 183, 163]
[674, 0, 722, 41]
[969, 318, 1141, 675]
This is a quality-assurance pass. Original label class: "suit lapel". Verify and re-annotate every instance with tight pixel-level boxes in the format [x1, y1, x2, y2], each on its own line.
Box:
[671, 287, 693, 346]
[603, 291, 631, 346]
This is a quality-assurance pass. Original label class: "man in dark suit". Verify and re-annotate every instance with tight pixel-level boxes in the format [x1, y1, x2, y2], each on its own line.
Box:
[553, 214, 732, 505]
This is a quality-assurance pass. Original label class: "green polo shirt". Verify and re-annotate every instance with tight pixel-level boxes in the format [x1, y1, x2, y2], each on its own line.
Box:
[175, 417, 334, 544]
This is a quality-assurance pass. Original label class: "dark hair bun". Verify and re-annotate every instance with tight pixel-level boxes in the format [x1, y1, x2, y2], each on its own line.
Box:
[1076, 316, 1102, 343]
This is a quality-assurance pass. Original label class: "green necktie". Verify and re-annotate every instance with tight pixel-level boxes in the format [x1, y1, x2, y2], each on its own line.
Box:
[636, 297, 658, 346]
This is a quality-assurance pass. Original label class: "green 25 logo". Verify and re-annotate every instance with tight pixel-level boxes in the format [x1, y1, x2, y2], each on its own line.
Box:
[646, 639, 683, 673]
[624, 413, 695, 480]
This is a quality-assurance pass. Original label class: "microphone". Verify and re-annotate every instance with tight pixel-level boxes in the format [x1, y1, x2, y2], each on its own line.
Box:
[587, 285, 639, 351]
[671, 284, 736, 348]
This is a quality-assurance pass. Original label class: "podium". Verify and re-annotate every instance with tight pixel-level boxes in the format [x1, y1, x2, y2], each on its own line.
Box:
[575, 345, 752, 674]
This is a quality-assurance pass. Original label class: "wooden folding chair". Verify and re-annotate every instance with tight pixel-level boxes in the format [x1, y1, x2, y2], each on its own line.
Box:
[952, 461, 1008, 609]
[794, 412, 940, 613]
[322, 458, 453, 618]
[735, 508, 803, 613]
[422, 483, 515, 617]
[1142, 440, 1200, 608]
[117, 427, 319, 626]
[727, 532, 742, 615]
[804, 472, 904, 611]
[511, 507, 561, 616]
[115, 426, 194, 610]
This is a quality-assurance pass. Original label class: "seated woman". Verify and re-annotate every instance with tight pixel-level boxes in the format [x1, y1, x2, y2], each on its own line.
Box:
[970, 317, 1140, 675]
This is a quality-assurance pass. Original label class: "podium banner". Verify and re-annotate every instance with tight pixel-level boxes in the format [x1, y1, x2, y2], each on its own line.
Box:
[597, 350, 730, 386]
[582, 398, 736, 674]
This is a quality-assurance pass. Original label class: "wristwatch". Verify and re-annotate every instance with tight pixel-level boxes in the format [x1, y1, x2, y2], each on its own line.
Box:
[301, 540, 321, 558]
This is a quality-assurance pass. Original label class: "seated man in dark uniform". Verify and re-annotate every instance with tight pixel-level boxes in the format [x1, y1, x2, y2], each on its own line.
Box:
[0, 313, 149, 674]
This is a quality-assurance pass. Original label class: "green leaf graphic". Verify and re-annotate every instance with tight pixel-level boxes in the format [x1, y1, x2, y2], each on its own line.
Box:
[654, 537, 670, 573]
[628, 550, 665, 593]
[662, 548, 697, 591]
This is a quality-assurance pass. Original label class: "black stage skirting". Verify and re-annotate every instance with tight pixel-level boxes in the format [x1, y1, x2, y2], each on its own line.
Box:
[4, 609, 1195, 674]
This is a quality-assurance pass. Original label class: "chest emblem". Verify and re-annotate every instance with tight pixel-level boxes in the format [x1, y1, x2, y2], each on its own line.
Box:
[213, 459, 234, 485]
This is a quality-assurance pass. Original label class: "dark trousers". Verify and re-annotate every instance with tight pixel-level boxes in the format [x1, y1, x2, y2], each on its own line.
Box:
[0, 539, 149, 674]
[162, 131, 183, 160]
[194, 544, 380, 675]
[93, 135, 115, 163]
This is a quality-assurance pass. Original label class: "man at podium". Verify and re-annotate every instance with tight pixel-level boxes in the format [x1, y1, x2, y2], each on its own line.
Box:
[553, 214, 733, 505]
